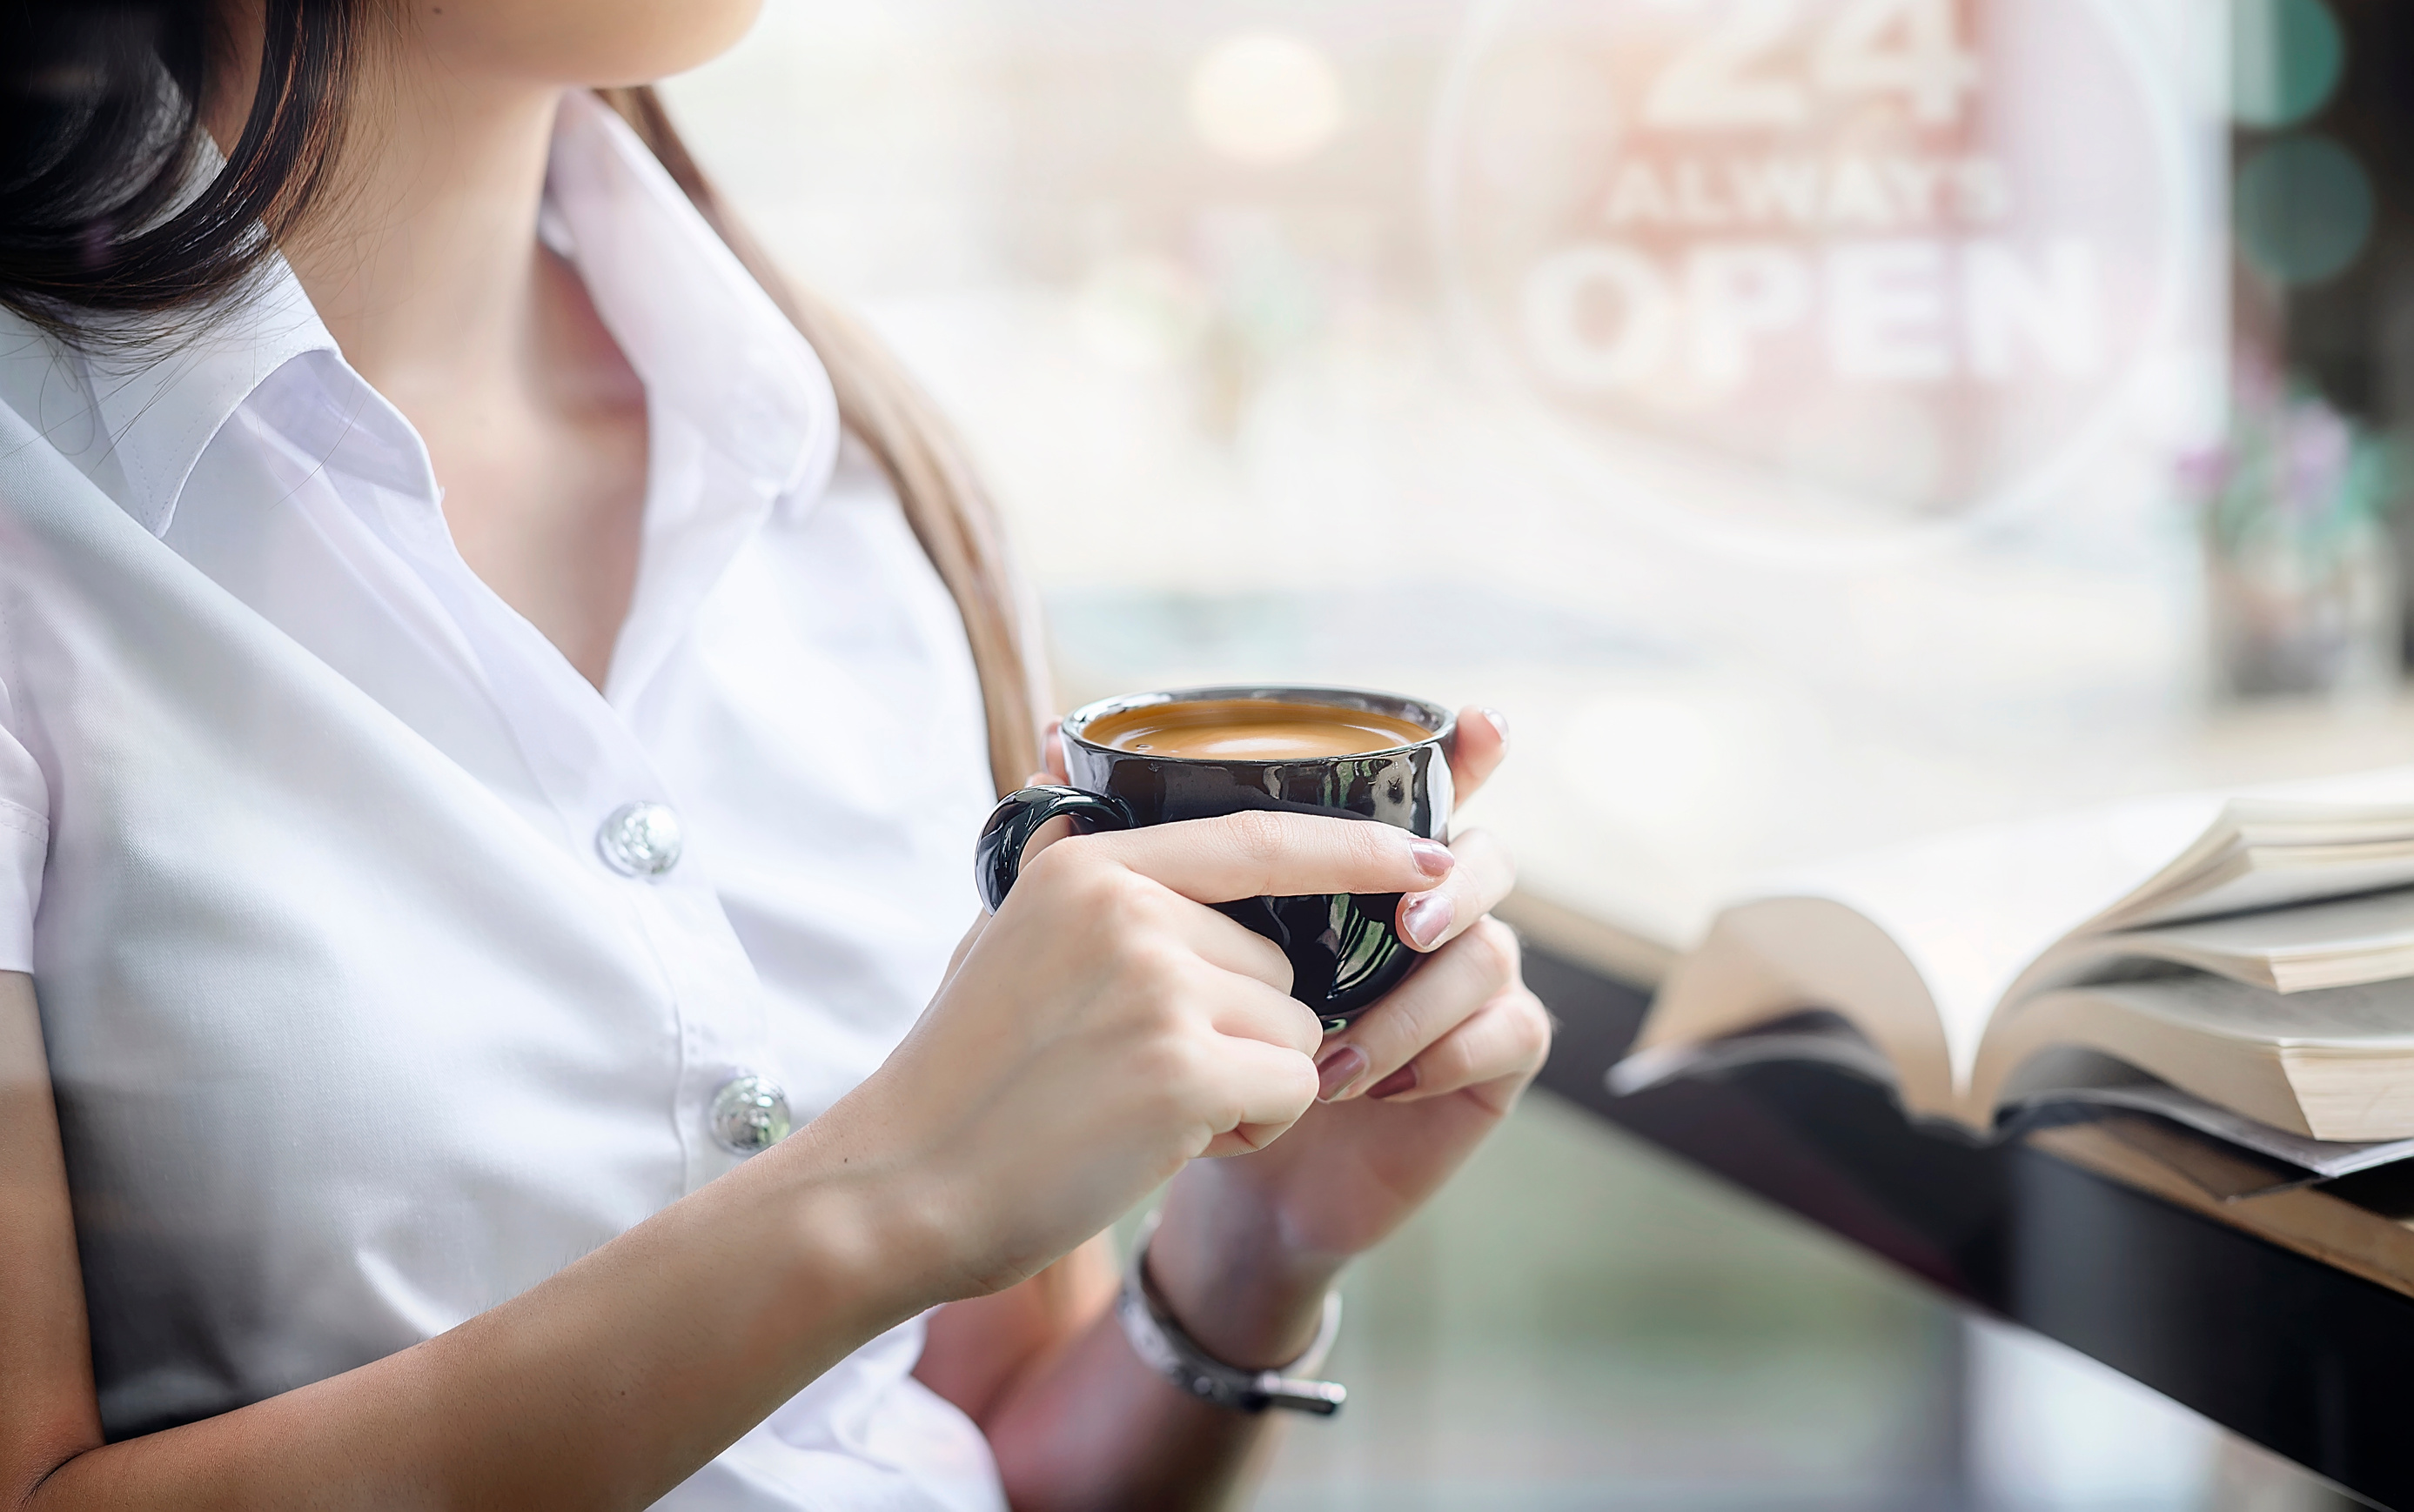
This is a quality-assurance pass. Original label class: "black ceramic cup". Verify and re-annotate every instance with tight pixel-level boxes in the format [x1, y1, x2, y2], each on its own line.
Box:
[975, 685, 1457, 1030]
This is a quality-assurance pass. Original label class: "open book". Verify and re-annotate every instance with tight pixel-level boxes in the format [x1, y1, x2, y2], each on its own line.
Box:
[1621, 767, 2414, 1170]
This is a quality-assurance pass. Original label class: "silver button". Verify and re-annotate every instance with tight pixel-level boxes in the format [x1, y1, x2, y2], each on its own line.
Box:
[598, 801, 683, 878]
[710, 1074, 791, 1156]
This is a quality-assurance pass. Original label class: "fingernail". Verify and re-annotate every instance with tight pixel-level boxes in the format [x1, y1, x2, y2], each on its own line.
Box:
[1368, 1064, 1419, 1100]
[1481, 707, 1510, 743]
[1317, 1044, 1368, 1102]
[1400, 893, 1454, 950]
[1410, 839, 1455, 878]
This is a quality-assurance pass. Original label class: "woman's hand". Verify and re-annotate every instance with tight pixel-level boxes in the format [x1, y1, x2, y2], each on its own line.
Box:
[821, 802, 1461, 1306]
[1136, 707, 1550, 1368]
[910, 706, 1538, 1512]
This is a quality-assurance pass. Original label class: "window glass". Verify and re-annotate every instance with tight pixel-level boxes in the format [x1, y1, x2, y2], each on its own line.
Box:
[666, 1, 2374, 947]
[667, 6, 2387, 1502]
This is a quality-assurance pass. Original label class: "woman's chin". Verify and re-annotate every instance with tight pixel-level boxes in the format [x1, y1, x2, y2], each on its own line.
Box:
[419, 0, 768, 90]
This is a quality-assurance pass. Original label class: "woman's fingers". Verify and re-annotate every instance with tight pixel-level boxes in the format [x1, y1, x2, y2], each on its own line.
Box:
[1076, 810, 1454, 907]
[1393, 826, 1514, 955]
[1447, 706, 1510, 805]
[1318, 917, 1519, 1101]
[1177, 905, 1298, 995]
[1206, 977, 1323, 1059]
[1359, 980, 1553, 1108]
[1010, 752, 1089, 862]
[1195, 1035, 1321, 1156]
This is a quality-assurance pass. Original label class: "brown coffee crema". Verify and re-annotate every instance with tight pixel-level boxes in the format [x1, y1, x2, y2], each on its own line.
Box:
[1085, 699, 1431, 760]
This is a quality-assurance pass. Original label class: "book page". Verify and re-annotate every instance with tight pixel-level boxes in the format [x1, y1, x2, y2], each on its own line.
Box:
[2112, 843, 2414, 929]
[2091, 974, 2414, 1047]
[2017, 888, 2414, 996]
[2083, 783, 2414, 931]
[2129, 890, 2414, 992]
[1972, 973, 2414, 1138]
[1747, 793, 2224, 1087]
[1708, 764, 2414, 1091]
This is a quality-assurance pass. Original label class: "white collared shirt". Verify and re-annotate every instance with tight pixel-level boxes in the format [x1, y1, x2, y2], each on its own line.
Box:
[0, 91, 1005, 1509]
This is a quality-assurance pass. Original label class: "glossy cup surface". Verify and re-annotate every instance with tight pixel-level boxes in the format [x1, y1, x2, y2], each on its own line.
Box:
[1060, 685, 1455, 1025]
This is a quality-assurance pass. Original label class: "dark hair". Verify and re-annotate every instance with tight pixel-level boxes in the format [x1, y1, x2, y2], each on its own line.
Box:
[0, 1, 363, 340]
[0, 3, 1043, 791]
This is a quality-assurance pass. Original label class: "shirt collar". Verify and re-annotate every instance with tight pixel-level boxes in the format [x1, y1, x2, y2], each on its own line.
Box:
[81, 262, 337, 537]
[542, 90, 840, 512]
[77, 88, 841, 539]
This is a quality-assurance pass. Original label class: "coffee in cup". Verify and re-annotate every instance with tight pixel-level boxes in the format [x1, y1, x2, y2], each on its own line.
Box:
[1083, 698, 1432, 760]
[976, 686, 1455, 1028]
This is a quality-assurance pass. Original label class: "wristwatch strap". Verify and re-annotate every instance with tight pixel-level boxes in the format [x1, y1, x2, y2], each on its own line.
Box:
[1116, 1211, 1347, 1416]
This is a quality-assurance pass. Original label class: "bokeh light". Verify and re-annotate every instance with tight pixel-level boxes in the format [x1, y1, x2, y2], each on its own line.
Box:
[2229, 0, 2345, 130]
[1187, 32, 1345, 166]
[2234, 133, 2375, 285]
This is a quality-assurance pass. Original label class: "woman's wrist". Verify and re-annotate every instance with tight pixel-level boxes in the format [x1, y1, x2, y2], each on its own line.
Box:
[750, 1117, 969, 1330]
[1144, 1164, 1345, 1370]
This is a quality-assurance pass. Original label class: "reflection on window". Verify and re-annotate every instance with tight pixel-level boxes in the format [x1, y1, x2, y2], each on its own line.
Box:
[668, 4, 2390, 1503]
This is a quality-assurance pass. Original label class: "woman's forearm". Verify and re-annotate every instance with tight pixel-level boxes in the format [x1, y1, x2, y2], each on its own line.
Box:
[977, 1169, 1341, 1512]
[11, 811, 1468, 1509]
[12, 1105, 945, 1512]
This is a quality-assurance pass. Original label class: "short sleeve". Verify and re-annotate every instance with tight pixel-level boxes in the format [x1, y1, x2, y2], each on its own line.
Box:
[0, 676, 49, 974]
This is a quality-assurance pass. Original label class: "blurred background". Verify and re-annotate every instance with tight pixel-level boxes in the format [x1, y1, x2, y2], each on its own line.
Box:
[664, 1, 2404, 1505]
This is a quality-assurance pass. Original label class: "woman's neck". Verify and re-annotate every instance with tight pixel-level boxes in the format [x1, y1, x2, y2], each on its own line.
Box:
[291, 90, 561, 413]
[201, 8, 654, 692]
[205, 18, 563, 414]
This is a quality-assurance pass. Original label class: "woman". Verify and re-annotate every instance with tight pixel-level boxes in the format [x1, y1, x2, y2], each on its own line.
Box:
[0, 3, 1548, 1508]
